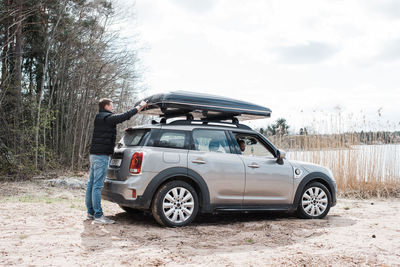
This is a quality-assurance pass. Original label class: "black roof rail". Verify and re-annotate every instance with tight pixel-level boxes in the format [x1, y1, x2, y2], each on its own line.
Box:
[168, 119, 252, 130]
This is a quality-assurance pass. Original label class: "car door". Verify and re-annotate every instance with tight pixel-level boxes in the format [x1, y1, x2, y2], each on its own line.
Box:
[235, 134, 294, 205]
[187, 129, 246, 205]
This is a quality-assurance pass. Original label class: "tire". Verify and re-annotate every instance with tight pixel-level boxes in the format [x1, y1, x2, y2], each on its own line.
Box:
[119, 205, 143, 215]
[297, 182, 332, 219]
[152, 180, 199, 227]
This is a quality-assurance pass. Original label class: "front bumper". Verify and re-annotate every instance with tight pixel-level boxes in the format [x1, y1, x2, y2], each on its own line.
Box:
[331, 181, 337, 207]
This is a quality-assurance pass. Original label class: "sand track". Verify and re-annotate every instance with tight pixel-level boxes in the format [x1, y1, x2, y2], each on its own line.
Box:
[0, 181, 399, 266]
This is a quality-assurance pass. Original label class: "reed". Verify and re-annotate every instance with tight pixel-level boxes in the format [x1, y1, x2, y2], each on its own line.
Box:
[269, 133, 400, 198]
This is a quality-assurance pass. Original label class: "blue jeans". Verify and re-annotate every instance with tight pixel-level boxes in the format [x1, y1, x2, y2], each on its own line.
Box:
[85, 154, 110, 218]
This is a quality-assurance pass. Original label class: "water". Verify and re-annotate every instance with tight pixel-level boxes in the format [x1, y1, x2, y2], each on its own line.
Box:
[286, 144, 400, 181]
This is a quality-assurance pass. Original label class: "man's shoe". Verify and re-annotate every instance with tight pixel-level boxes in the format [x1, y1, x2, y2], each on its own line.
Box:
[93, 215, 115, 224]
[86, 214, 94, 220]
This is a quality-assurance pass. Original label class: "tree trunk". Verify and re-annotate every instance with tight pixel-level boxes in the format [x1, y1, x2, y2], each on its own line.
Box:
[14, 0, 22, 95]
[34, 1, 67, 169]
[14, 0, 23, 154]
[1, 0, 10, 92]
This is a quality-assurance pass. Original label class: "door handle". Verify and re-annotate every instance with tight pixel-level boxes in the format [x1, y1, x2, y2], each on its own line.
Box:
[192, 159, 206, 164]
[248, 163, 260, 168]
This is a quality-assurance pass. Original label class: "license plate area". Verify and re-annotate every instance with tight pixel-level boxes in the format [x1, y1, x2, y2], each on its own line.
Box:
[110, 158, 122, 167]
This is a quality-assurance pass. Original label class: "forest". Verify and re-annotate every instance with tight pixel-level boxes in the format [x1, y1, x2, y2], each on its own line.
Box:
[0, 0, 142, 177]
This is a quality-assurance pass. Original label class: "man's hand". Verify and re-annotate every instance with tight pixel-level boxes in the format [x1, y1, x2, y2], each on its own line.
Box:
[135, 100, 148, 112]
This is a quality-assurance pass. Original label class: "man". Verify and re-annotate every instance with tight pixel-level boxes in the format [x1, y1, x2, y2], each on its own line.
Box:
[238, 139, 246, 153]
[86, 98, 148, 224]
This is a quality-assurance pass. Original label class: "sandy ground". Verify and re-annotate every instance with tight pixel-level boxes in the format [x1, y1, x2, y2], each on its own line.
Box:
[0, 180, 400, 267]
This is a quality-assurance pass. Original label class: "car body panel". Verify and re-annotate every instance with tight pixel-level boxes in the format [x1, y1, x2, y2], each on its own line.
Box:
[188, 150, 245, 204]
[241, 156, 294, 204]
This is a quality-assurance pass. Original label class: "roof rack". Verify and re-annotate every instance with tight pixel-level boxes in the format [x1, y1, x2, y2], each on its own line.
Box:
[167, 119, 252, 130]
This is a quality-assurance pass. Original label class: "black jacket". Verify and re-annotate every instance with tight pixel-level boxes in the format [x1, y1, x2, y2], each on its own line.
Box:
[89, 108, 138, 155]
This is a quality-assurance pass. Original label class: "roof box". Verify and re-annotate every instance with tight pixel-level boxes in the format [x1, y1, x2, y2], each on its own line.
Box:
[139, 91, 271, 122]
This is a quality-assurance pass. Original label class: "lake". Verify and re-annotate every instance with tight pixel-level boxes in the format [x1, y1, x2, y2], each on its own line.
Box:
[286, 144, 400, 182]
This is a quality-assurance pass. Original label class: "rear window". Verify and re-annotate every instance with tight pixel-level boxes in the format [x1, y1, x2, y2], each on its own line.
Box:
[122, 129, 149, 146]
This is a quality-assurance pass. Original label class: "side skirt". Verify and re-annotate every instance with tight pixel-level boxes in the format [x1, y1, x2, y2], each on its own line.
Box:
[210, 204, 296, 213]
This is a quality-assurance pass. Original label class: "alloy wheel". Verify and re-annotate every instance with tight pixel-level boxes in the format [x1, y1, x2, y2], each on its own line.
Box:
[162, 187, 195, 223]
[301, 187, 328, 217]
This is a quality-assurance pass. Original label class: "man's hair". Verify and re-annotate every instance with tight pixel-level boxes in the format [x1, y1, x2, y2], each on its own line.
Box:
[99, 98, 112, 109]
[237, 139, 245, 145]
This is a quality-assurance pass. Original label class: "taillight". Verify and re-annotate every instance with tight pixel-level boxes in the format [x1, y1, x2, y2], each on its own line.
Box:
[129, 152, 143, 174]
[132, 189, 137, 198]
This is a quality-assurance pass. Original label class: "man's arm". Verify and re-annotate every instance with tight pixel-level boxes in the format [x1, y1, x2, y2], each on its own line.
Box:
[105, 108, 138, 125]
[105, 100, 148, 125]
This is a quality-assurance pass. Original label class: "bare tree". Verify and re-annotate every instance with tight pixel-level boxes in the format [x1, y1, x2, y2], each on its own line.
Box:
[0, 0, 144, 176]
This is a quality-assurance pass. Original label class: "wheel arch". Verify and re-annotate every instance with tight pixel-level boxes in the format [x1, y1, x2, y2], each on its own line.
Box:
[292, 172, 337, 209]
[141, 167, 211, 212]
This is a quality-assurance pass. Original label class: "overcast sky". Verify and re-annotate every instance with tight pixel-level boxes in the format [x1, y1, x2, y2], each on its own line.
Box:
[115, 0, 400, 133]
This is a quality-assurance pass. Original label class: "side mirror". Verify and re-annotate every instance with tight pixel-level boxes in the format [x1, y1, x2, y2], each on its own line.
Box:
[276, 149, 286, 165]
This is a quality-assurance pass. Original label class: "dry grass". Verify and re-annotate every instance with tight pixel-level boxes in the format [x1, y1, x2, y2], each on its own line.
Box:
[269, 133, 400, 198]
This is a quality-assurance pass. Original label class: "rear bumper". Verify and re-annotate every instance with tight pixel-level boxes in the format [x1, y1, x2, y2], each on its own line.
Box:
[102, 179, 151, 209]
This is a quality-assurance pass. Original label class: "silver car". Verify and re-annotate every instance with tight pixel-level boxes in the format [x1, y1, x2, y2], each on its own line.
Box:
[102, 120, 337, 227]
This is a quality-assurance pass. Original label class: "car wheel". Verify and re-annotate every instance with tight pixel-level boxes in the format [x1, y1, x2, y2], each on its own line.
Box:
[119, 205, 143, 215]
[152, 180, 199, 227]
[297, 182, 331, 219]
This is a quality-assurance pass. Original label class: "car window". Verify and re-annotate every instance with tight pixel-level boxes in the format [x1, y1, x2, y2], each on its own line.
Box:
[235, 135, 274, 157]
[192, 129, 230, 153]
[153, 130, 188, 149]
[122, 129, 149, 146]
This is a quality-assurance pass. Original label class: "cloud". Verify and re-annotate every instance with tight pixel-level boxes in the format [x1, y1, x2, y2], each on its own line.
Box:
[128, 0, 400, 131]
[170, 0, 215, 13]
[273, 41, 339, 64]
[366, 0, 400, 19]
[376, 38, 400, 62]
